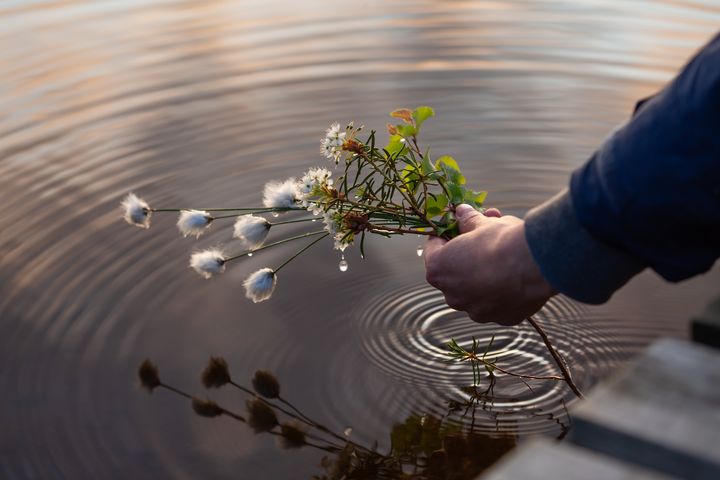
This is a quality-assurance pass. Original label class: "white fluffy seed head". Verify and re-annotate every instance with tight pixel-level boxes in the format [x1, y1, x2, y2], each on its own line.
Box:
[190, 249, 226, 279]
[233, 215, 271, 250]
[121, 193, 151, 228]
[243, 268, 277, 303]
[262, 178, 299, 210]
[177, 210, 213, 238]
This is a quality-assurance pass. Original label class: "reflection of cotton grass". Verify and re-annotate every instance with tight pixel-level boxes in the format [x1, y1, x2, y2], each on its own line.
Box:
[252, 370, 280, 399]
[190, 249, 226, 279]
[243, 268, 276, 303]
[121, 193, 151, 228]
[246, 398, 278, 433]
[202, 356, 232, 388]
[233, 215, 270, 250]
[263, 178, 298, 209]
[177, 209, 213, 238]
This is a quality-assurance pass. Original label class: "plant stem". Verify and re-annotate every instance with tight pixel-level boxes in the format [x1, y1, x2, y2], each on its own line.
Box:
[270, 217, 318, 226]
[526, 316, 583, 398]
[465, 357, 564, 381]
[151, 207, 299, 213]
[228, 381, 371, 453]
[274, 234, 329, 273]
[367, 225, 436, 236]
[224, 231, 327, 263]
[158, 382, 341, 453]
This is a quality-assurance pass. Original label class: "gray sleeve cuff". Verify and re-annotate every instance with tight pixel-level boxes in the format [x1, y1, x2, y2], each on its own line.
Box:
[524, 190, 645, 304]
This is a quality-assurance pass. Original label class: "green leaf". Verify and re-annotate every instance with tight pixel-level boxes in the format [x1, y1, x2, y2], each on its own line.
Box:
[401, 164, 421, 194]
[395, 124, 417, 138]
[482, 334, 495, 360]
[447, 183, 464, 204]
[385, 135, 408, 157]
[412, 106, 435, 129]
[425, 193, 448, 217]
[462, 189, 487, 209]
[420, 156, 439, 179]
[435, 156, 465, 185]
[435, 221, 458, 238]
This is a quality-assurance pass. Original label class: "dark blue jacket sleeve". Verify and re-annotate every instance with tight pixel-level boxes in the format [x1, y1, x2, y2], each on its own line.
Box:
[525, 33, 720, 303]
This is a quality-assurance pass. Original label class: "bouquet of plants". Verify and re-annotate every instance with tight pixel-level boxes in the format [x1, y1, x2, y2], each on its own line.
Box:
[124, 106, 581, 398]
[122, 106, 486, 302]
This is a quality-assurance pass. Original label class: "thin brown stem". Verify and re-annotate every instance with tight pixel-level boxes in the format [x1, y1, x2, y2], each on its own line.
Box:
[229, 382, 368, 453]
[526, 316, 583, 398]
[464, 357, 563, 381]
[367, 225, 436, 236]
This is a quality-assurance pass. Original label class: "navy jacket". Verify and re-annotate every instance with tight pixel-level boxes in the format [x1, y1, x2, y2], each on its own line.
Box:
[525, 33, 720, 304]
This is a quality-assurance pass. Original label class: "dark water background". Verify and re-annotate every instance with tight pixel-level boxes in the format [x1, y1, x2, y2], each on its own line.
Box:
[1, 1, 719, 478]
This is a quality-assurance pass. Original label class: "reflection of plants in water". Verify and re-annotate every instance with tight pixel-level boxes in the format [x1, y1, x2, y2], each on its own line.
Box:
[445, 335, 564, 390]
[446, 320, 583, 399]
[138, 357, 519, 479]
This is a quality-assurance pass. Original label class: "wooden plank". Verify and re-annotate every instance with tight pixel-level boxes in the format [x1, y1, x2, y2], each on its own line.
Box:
[569, 338, 720, 479]
[691, 295, 720, 349]
[479, 439, 676, 480]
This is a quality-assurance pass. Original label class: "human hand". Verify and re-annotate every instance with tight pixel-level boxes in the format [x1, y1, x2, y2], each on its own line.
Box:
[424, 204, 556, 326]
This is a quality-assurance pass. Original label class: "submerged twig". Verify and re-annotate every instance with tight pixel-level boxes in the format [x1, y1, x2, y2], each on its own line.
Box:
[525, 316, 583, 398]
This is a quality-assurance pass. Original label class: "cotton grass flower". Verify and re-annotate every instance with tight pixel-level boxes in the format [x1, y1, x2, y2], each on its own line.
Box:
[121, 193, 152, 228]
[233, 215, 270, 250]
[262, 178, 299, 209]
[190, 249, 226, 279]
[177, 209, 213, 238]
[243, 268, 276, 303]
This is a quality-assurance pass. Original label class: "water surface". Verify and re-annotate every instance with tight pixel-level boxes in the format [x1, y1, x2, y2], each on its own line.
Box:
[1, 1, 719, 478]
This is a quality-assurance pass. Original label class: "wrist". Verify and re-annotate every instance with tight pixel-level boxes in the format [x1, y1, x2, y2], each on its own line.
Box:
[511, 222, 557, 302]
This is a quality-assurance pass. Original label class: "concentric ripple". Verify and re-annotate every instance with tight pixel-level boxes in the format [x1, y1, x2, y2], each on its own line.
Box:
[359, 283, 630, 434]
[1, 1, 720, 478]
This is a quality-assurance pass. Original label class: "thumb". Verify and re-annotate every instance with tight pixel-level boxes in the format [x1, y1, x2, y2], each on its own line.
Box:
[455, 204, 485, 234]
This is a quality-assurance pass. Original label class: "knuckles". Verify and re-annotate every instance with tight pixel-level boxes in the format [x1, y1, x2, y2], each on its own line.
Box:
[425, 269, 440, 288]
[444, 296, 466, 311]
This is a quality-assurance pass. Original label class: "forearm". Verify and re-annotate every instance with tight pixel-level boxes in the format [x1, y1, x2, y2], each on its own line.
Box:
[525, 33, 720, 303]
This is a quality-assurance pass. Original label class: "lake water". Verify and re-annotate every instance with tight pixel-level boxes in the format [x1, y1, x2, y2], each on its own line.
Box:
[1, 1, 719, 478]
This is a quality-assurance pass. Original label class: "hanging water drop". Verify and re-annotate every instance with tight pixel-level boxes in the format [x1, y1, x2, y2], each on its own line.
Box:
[247, 252, 253, 257]
[338, 254, 348, 272]
[416, 245, 424, 257]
